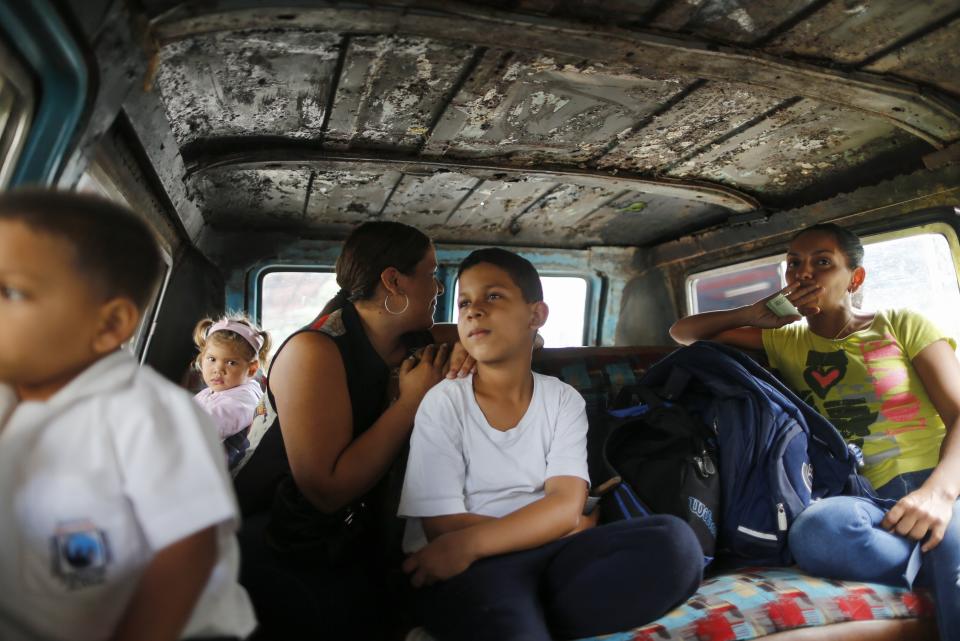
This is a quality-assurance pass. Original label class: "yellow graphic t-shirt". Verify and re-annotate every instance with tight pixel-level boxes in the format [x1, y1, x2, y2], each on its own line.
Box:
[762, 309, 955, 490]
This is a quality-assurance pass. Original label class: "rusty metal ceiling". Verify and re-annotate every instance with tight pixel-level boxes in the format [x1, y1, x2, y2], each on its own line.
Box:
[138, 0, 960, 248]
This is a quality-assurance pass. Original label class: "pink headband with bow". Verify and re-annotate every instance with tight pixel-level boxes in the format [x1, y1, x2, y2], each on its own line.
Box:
[207, 319, 264, 354]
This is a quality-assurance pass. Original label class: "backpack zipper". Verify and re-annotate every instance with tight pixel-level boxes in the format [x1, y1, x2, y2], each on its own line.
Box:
[776, 503, 788, 531]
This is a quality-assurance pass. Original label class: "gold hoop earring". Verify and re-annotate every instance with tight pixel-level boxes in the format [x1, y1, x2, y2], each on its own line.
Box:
[384, 293, 409, 315]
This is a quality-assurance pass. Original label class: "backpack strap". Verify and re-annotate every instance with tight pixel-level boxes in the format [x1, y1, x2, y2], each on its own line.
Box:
[612, 383, 662, 410]
[662, 366, 693, 401]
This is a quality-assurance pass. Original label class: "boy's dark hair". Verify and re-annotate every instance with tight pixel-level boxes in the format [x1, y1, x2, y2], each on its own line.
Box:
[321, 220, 433, 316]
[791, 223, 864, 269]
[457, 248, 543, 303]
[0, 189, 163, 311]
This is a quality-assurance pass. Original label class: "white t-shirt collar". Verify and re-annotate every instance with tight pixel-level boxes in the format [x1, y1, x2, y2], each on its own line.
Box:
[466, 371, 540, 440]
[0, 350, 136, 423]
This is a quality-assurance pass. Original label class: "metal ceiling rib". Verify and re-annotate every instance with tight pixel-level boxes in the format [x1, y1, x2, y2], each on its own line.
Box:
[189, 161, 728, 248]
[650, 163, 960, 267]
[183, 149, 761, 213]
[600, 89, 795, 174]
[151, 3, 960, 147]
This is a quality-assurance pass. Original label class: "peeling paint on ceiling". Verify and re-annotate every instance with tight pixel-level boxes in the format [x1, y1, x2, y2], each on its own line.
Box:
[649, 0, 821, 44]
[666, 99, 916, 196]
[157, 30, 342, 143]
[767, 0, 959, 65]
[864, 16, 960, 99]
[598, 82, 788, 172]
[145, 1, 958, 248]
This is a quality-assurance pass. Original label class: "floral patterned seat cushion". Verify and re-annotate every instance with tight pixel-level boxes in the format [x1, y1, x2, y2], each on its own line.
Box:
[578, 567, 932, 641]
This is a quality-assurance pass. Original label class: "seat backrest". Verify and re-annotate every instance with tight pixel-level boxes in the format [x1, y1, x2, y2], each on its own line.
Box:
[532, 346, 677, 420]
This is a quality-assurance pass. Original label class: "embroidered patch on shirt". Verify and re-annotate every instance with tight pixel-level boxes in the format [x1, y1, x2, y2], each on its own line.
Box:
[50, 520, 111, 590]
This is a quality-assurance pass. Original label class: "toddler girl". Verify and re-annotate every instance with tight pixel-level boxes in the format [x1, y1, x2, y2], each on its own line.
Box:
[192, 316, 271, 440]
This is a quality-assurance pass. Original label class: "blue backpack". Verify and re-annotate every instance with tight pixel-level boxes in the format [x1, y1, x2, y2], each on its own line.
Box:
[591, 378, 721, 567]
[639, 341, 878, 566]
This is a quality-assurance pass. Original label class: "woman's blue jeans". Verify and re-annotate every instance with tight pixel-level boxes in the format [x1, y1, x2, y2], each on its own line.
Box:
[789, 470, 960, 640]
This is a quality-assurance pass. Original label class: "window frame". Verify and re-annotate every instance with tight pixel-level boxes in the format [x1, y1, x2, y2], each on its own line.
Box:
[0, 36, 34, 188]
[76, 159, 174, 360]
[536, 271, 596, 348]
[252, 264, 338, 329]
[135, 257, 173, 361]
[685, 221, 960, 316]
[251, 262, 601, 347]
[0, 0, 86, 186]
[447, 270, 597, 347]
[856, 221, 960, 285]
[686, 255, 786, 316]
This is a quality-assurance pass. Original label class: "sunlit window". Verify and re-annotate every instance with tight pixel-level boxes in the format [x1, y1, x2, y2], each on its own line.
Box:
[260, 270, 590, 355]
[260, 271, 339, 360]
[686, 224, 960, 345]
[857, 229, 960, 345]
[454, 275, 588, 348]
[539, 276, 588, 347]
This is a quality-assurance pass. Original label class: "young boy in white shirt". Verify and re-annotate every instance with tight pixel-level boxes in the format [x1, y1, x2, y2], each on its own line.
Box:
[399, 248, 702, 641]
[0, 190, 255, 641]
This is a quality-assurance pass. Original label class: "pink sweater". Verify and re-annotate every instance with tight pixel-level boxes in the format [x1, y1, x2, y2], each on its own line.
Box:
[193, 380, 263, 440]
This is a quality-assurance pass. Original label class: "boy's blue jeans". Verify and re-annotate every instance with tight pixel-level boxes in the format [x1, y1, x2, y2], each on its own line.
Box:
[789, 470, 960, 640]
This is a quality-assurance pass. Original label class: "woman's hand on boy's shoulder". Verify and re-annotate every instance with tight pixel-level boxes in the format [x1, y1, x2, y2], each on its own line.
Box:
[445, 341, 476, 379]
[398, 343, 450, 407]
[402, 530, 478, 587]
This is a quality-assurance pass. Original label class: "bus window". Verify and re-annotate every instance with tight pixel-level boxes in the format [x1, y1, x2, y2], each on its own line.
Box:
[857, 225, 960, 345]
[455, 275, 589, 348]
[539, 276, 589, 348]
[260, 270, 339, 360]
[686, 223, 960, 345]
[689, 261, 784, 314]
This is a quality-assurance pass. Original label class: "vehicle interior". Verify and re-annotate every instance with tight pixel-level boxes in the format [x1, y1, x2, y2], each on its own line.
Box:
[2, 0, 959, 639]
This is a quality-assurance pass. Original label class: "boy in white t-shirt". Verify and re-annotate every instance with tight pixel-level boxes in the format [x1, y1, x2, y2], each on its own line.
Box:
[399, 248, 702, 641]
[0, 190, 255, 641]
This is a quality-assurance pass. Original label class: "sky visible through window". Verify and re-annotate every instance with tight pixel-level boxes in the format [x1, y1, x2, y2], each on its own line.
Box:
[452, 276, 587, 348]
[261, 271, 589, 362]
[689, 232, 960, 346]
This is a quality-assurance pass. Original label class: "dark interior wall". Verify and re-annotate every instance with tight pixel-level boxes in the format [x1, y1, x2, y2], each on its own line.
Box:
[145, 247, 224, 383]
[614, 266, 678, 346]
[56, 0, 114, 43]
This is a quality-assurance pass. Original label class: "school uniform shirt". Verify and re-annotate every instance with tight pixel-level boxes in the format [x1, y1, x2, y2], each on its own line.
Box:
[193, 379, 263, 440]
[399, 372, 589, 553]
[762, 308, 957, 490]
[0, 350, 256, 641]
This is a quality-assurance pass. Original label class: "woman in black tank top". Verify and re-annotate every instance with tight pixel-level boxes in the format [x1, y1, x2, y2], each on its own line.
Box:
[233, 222, 472, 640]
